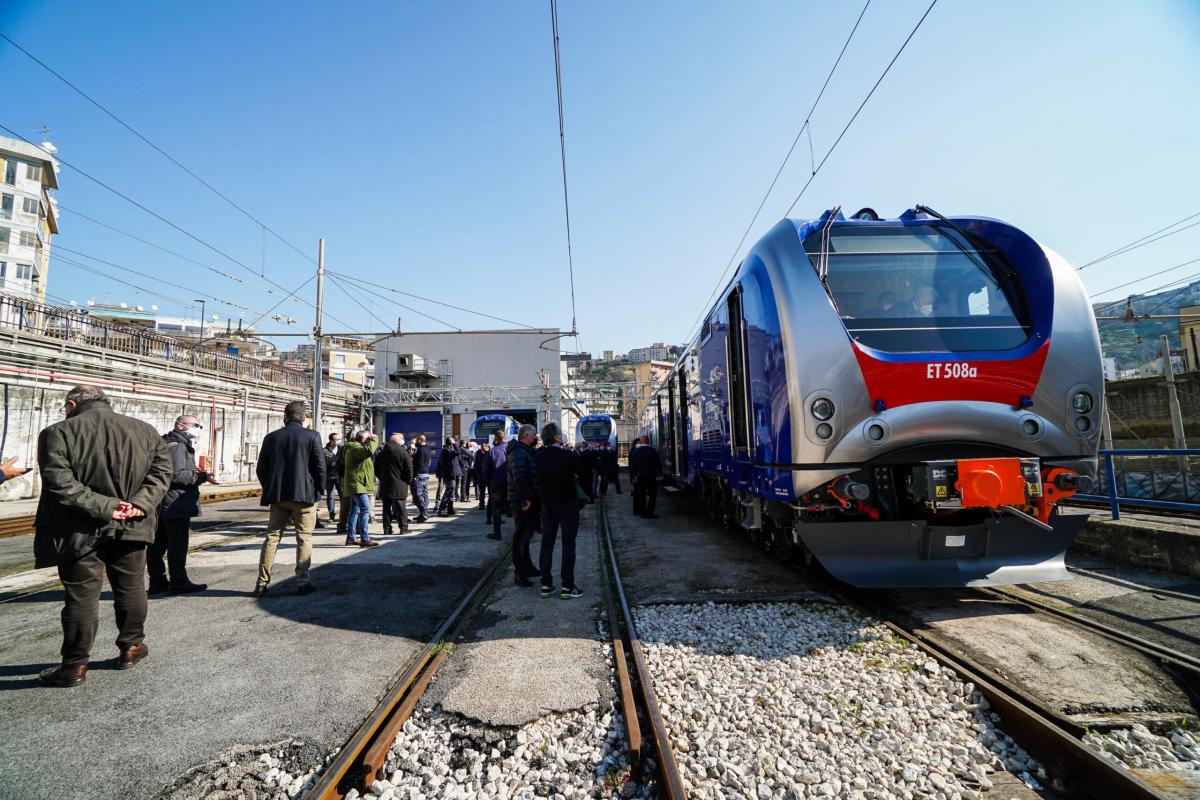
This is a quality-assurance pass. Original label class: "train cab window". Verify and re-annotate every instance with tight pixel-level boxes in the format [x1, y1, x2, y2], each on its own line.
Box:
[803, 225, 1032, 352]
[726, 288, 750, 452]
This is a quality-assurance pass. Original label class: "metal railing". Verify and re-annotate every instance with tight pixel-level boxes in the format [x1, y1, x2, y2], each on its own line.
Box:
[1074, 449, 1200, 520]
[0, 293, 310, 390]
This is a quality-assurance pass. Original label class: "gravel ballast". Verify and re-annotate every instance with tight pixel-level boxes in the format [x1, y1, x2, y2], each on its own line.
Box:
[636, 601, 1042, 800]
[1083, 723, 1200, 772]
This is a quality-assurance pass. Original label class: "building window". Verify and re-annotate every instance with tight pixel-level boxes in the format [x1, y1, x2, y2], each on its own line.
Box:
[21, 198, 38, 215]
[0, 195, 11, 220]
[25, 163, 41, 182]
[0, 261, 6, 278]
[334, 353, 346, 367]
[0, 227, 7, 254]
[334, 371, 345, 381]
[18, 231, 35, 247]
[15, 263, 32, 280]
[2, 160, 14, 185]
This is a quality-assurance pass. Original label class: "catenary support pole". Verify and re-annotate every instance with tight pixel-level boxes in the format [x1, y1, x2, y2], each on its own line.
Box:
[312, 239, 325, 430]
[240, 386, 250, 482]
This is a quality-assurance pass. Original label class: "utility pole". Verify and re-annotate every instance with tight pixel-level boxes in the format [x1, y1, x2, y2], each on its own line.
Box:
[194, 298, 206, 347]
[312, 239, 325, 430]
[240, 386, 250, 482]
[1161, 334, 1187, 451]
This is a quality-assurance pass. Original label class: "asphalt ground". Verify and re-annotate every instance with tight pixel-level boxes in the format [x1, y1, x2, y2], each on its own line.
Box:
[0, 490, 502, 800]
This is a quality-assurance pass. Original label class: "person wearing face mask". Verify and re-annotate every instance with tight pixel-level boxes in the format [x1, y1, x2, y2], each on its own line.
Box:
[147, 415, 217, 595]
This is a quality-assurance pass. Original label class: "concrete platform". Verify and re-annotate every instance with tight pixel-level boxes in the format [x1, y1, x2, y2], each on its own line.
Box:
[1066, 505, 1200, 580]
[0, 498, 504, 800]
[423, 503, 612, 727]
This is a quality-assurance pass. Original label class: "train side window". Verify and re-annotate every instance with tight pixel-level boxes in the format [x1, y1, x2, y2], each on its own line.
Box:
[726, 288, 750, 452]
[675, 367, 688, 473]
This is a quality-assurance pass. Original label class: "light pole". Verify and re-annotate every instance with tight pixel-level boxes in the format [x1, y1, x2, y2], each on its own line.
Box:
[194, 299, 206, 347]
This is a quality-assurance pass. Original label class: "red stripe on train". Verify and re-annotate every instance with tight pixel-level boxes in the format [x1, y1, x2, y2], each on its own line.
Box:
[851, 340, 1050, 409]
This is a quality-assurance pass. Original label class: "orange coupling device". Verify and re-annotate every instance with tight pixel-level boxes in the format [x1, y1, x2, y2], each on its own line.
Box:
[954, 458, 1030, 509]
[1032, 467, 1091, 523]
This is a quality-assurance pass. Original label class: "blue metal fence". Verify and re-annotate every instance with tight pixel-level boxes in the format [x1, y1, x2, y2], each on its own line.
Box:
[1074, 449, 1200, 520]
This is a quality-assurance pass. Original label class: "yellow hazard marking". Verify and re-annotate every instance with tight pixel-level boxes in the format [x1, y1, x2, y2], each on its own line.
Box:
[935, 485, 948, 497]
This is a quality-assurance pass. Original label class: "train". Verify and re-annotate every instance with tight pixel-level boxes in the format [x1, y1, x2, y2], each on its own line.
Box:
[468, 413, 521, 444]
[638, 206, 1102, 588]
[576, 413, 619, 449]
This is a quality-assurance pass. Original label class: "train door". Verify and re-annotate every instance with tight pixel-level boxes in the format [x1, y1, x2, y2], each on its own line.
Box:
[726, 288, 753, 477]
[675, 366, 688, 479]
[666, 379, 678, 476]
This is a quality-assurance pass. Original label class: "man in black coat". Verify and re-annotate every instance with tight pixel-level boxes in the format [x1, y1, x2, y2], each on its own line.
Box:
[599, 441, 622, 496]
[629, 436, 663, 518]
[254, 400, 326, 597]
[575, 442, 596, 504]
[147, 414, 215, 595]
[484, 433, 509, 539]
[377, 433, 413, 535]
[34, 385, 172, 687]
[535, 422, 583, 599]
[436, 437, 463, 516]
[507, 425, 540, 583]
[473, 443, 490, 512]
[458, 440, 475, 502]
[321, 432, 343, 528]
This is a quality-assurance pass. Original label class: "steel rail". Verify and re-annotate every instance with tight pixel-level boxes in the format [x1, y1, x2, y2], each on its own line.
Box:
[0, 487, 262, 540]
[308, 546, 511, 800]
[596, 502, 644, 768]
[597, 498, 687, 800]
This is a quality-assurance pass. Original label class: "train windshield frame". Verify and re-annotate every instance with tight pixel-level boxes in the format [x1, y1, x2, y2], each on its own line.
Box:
[803, 224, 1033, 353]
[580, 418, 612, 440]
[473, 418, 506, 439]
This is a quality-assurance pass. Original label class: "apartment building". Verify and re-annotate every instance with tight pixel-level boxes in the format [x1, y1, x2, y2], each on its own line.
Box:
[0, 137, 58, 303]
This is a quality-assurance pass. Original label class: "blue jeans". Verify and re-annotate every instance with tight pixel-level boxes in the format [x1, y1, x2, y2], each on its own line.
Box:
[413, 474, 430, 517]
[326, 476, 341, 518]
[346, 494, 372, 541]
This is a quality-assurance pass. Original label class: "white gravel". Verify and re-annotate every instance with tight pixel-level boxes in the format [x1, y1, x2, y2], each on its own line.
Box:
[152, 738, 329, 800]
[636, 601, 1042, 800]
[1083, 722, 1200, 772]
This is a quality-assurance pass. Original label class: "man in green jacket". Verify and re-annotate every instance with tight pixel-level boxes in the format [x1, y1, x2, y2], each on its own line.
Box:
[34, 385, 172, 687]
[343, 430, 380, 547]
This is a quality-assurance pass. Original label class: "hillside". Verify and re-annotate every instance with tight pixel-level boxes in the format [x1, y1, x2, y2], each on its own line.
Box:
[1094, 279, 1200, 369]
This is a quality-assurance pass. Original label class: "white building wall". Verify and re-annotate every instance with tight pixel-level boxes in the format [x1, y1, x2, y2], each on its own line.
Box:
[375, 330, 562, 391]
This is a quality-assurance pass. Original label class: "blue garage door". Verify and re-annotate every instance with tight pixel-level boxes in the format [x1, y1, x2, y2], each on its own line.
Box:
[386, 410, 444, 471]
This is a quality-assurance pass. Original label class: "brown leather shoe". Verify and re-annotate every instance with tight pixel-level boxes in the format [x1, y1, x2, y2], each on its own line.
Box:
[39, 664, 87, 687]
[117, 642, 150, 670]
[358, 539, 381, 548]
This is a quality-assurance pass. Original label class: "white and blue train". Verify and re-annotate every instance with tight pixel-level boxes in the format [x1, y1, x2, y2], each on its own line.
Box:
[576, 413, 618, 448]
[468, 413, 521, 444]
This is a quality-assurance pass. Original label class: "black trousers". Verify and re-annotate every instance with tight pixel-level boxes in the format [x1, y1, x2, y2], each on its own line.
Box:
[477, 480, 488, 509]
[58, 540, 148, 666]
[382, 496, 410, 532]
[489, 490, 509, 536]
[600, 471, 622, 495]
[633, 479, 658, 516]
[539, 501, 580, 590]
[512, 503, 538, 576]
[147, 516, 192, 587]
[437, 478, 457, 515]
[459, 474, 472, 502]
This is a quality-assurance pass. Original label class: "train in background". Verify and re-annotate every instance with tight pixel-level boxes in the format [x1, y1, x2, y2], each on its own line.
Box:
[639, 205, 1102, 588]
[469, 413, 521, 444]
[576, 414, 619, 449]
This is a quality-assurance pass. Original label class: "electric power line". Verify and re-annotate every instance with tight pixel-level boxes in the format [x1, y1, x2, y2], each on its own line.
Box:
[0, 32, 318, 267]
[549, 0, 578, 336]
[327, 271, 537, 329]
[328, 273, 460, 332]
[683, 0, 873, 343]
[1088, 254, 1200, 304]
[1078, 210, 1200, 270]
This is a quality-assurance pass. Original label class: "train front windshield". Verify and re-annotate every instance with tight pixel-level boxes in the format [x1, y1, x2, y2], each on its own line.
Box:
[473, 419, 505, 439]
[580, 419, 612, 441]
[806, 225, 1032, 353]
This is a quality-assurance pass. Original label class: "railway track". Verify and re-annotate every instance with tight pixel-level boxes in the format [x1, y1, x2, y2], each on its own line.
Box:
[307, 547, 512, 800]
[0, 486, 262, 539]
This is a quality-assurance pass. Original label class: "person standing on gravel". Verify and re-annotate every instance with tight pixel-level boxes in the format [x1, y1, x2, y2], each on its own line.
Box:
[411, 434, 432, 522]
[534, 422, 583, 599]
[35, 385, 173, 687]
[254, 400, 327, 597]
[343, 430, 381, 547]
[377, 433, 413, 535]
[507, 424, 540, 585]
[147, 414, 216, 596]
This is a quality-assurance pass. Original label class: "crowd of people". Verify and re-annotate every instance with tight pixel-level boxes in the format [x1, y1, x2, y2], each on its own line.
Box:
[13, 384, 664, 688]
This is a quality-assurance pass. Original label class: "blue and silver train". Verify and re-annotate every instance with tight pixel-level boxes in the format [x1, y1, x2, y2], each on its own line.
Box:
[640, 206, 1102, 588]
[468, 413, 521, 444]
[576, 413, 618, 448]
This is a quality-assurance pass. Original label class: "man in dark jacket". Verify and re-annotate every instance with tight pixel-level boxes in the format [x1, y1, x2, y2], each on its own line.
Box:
[254, 400, 326, 597]
[436, 437, 463, 516]
[535, 422, 583, 599]
[507, 425, 540, 585]
[377, 433, 413, 535]
[321, 432, 343, 528]
[484, 433, 508, 539]
[411, 435, 432, 522]
[576, 442, 596, 504]
[629, 436, 663, 518]
[34, 385, 172, 687]
[147, 415, 214, 595]
[457, 440, 474, 502]
[599, 441, 622, 496]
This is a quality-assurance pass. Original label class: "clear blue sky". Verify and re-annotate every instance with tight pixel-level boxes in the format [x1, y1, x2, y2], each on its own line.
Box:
[2, 1, 1198, 355]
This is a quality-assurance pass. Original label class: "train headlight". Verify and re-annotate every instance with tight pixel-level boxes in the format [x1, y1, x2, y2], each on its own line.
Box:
[867, 423, 885, 441]
[1022, 419, 1040, 436]
[1072, 392, 1094, 414]
[811, 398, 835, 421]
[815, 423, 833, 440]
[1075, 416, 1092, 433]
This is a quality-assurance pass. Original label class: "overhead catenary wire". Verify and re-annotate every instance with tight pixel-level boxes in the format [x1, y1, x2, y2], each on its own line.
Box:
[329, 273, 460, 333]
[0, 125, 363, 333]
[1077, 210, 1200, 271]
[549, 0, 578, 336]
[328, 271, 538, 330]
[683, 0, 873, 343]
[0, 32, 318, 268]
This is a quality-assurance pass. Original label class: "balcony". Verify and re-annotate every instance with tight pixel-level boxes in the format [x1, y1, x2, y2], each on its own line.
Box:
[388, 352, 439, 382]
